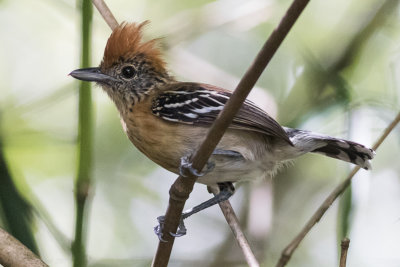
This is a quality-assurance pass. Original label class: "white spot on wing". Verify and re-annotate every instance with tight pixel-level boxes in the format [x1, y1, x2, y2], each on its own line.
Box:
[164, 99, 197, 108]
[199, 94, 225, 106]
[183, 113, 198, 119]
[165, 90, 212, 94]
[162, 116, 179, 122]
[191, 105, 223, 113]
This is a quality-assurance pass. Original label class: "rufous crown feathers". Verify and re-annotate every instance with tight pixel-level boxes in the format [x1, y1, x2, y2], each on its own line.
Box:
[101, 21, 166, 71]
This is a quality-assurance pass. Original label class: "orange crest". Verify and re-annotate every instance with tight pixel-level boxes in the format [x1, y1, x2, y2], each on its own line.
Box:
[101, 21, 165, 71]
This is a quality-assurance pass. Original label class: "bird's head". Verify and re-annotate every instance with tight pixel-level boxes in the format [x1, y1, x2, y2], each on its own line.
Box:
[70, 21, 171, 107]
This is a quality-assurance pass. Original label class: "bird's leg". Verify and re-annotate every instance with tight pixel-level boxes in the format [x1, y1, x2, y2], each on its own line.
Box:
[154, 182, 235, 240]
[182, 182, 235, 220]
[155, 149, 241, 240]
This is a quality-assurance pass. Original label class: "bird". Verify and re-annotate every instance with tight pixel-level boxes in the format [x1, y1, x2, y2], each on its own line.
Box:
[70, 21, 375, 240]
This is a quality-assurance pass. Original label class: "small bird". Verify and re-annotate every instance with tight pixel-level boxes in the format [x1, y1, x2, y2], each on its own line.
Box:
[70, 21, 375, 239]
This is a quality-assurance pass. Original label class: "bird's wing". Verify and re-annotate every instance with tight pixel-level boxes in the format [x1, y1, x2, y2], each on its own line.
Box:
[151, 82, 292, 144]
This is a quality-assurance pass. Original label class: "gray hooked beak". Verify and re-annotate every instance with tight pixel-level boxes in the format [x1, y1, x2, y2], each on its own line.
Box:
[69, 67, 119, 84]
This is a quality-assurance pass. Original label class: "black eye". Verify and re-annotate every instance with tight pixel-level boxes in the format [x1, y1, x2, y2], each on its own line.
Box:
[122, 66, 135, 79]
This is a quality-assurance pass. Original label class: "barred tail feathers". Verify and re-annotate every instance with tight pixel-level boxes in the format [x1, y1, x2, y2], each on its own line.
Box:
[284, 128, 375, 170]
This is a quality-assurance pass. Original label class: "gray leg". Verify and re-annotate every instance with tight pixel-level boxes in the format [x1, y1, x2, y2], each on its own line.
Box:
[182, 182, 235, 220]
[154, 182, 235, 240]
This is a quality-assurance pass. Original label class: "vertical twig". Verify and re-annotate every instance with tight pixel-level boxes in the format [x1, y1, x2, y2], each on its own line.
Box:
[275, 111, 400, 267]
[0, 126, 39, 255]
[339, 238, 350, 267]
[72, 0, 93, 266]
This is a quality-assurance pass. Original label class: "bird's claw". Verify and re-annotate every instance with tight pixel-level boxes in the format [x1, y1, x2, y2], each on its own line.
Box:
[179, 155, 215, 177]
[154, 216, 167, 242]
[170, 218, 187, 237]
[154, 215, 188, 240]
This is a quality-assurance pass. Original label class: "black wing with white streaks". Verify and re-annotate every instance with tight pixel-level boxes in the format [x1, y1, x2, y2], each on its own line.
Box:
[151, 83, 291, 144]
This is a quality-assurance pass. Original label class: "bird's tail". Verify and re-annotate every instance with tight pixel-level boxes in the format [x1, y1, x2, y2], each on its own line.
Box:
[284, 128, 375, 170]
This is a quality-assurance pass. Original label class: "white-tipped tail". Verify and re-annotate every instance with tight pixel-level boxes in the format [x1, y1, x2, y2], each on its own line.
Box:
[285, 128, 375, 170]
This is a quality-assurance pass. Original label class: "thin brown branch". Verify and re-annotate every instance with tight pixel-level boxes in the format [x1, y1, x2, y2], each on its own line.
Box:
[275, 111, 400, 267]
[370, 112, 400, 151]
[209, 184, 255, 267]
[339, 238, 350, 267]
[0, 227, 48, 267]
[92, 0, 119, 30]
[153, 0, 310, 266]
[209, 187, 260, 267]
[219, 201, 259, 267]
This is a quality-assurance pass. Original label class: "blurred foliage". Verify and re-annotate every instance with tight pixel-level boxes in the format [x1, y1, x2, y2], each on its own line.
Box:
[0, 0, 399, 266]
[0, 117, 39, 254]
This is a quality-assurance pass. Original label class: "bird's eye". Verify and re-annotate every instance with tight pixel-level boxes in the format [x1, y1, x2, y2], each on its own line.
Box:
[121, 66, 135, 79]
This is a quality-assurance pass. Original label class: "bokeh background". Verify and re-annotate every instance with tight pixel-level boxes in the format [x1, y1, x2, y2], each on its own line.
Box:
[1, 0, 399, 266]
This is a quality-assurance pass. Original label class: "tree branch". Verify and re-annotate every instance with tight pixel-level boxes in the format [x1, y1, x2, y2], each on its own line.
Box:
[275, 111, 400, 267]
[209, 187, 259, 267]
[0, 227, 48, 267]
[152, 0, 309, 266]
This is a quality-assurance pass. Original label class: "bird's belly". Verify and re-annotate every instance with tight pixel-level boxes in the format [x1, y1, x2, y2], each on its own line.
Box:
[196, 160, 265, 185]
[196, 153, 278, 186]
[122, 115, 212, 173]
[121, 113, 277, 184]
[122, 123, 183, 173]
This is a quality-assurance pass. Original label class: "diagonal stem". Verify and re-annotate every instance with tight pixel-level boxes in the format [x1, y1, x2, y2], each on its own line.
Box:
[0, 227, 48, 267]
[92, 0, 119, 30]
[208, 187, 260, 267]
[275, 111, 400, 267]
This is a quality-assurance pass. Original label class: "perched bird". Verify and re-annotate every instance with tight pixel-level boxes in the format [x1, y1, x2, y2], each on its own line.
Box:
[70, 21, 375, 239]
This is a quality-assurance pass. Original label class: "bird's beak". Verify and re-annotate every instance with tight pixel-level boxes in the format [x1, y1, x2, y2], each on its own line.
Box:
[69, 67, 119, 84]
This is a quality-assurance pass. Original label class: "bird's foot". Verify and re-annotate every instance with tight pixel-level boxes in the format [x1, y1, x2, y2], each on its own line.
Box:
[179, 155, 214, 177]
[154, 215, 187, 241]
[170, 217, 187, 237]
[154, 216, 167, 242]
